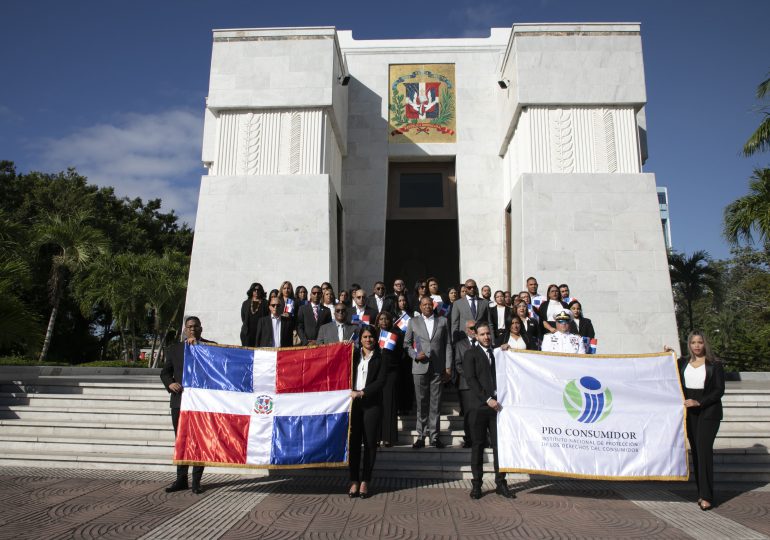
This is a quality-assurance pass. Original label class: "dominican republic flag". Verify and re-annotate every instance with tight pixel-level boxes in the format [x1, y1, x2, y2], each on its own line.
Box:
[433, 301, 450, 317]
[532, 297, 542, 308]
[580, 336, 598, 354]
[395, 313, 410, 332]
[284, 298, 294, 314]
[379, 330, 398, 351]
[351, 314, 370, 326]
[174, 342, 352, 468]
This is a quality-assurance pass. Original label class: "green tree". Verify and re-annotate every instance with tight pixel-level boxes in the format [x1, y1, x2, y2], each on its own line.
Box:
[668, 250, 721, 334]
[142, 251, 189, 367]
[743, 73, 770, 157]
[724, 168, 770, 248]
[34, 211, 109, 362]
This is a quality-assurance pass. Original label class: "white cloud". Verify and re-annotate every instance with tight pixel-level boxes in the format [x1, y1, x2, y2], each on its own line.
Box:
[37, 109, 204, 227]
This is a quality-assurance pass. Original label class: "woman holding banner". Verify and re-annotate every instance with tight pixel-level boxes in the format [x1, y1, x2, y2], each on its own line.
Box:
[349, 326, 388, 499]
[671, 331, 725, 511]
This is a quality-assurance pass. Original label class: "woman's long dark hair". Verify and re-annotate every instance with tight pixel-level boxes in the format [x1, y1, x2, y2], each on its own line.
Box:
[246, 282, 264, 299]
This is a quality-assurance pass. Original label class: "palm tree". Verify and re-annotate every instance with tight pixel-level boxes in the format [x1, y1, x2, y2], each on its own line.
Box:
[743, 73, 770, 156]
[668, 250, 721, 333]
[724, 168, 770, 247]
[34, 211, 108, 362]
[142, 251, 188, 367]
[0, 212, 39, 349]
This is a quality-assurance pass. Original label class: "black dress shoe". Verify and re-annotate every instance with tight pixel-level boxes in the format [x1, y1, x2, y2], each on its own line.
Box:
[469, 486, 482, 500]
[412, 439, 425, 449]
[496, 483, 515, 499]
[191, 485, 204, 495]
[462, 441, 472, 448]
[165, 481, 188, 493]
[432, 439, 445, 448]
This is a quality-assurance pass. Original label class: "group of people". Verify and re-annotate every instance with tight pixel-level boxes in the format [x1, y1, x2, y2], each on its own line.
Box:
[161, 276, 723, 507]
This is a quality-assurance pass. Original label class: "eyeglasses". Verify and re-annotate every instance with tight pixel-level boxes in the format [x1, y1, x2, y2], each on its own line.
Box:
[334, 308, 346, 313]
[311, 290, 321, 295]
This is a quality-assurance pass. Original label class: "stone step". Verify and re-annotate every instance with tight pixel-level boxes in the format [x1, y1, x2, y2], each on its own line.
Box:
[0, 383, 166, 397]
[0, 394, 167, 408]
[0, 407, 170, 424]
[0, 420, 175, 441]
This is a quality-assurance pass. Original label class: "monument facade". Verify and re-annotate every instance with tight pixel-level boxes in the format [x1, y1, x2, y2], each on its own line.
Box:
[185, 23, 679, 353]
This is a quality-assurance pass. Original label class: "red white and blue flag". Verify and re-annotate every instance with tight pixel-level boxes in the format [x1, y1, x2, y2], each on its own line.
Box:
[351, 314, 370, 326]
[581, 336, 598, 354]
[433, 301, 450, 317]
[284, 298, 294, 314]
[395, 313, 411, 332]
[378, 330, 398, 351]
[174, 342, 352, 468]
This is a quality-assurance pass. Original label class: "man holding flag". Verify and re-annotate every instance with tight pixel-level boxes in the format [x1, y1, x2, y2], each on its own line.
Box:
[160, 316, 215, 494]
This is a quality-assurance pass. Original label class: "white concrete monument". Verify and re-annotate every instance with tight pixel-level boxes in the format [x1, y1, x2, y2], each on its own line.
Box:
[185, 23, 679, 353]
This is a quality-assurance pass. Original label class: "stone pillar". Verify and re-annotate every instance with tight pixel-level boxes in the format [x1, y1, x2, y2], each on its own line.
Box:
[185, 28, 348, 345]
[499, 23, 679, 354]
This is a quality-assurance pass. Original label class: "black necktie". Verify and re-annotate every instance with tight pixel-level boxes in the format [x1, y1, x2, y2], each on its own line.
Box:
[471, 338, 477, 347]
[487, 347, 496, 394]
[470, 297, 477, 319]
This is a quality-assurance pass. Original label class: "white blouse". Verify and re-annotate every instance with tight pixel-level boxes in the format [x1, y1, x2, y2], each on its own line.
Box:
[355, 351, 374, 391]
[684, 363, 706, 389]
[546, 300, 565, 322]
[507, 335, 527, 350]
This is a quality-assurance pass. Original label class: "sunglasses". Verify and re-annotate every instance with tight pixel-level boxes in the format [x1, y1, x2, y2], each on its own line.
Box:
[334, 309, 346, 313]
[269, 304, 281, 308]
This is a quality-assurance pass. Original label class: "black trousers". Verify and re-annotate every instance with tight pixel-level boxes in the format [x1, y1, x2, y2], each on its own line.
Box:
[171, 407, 204, 484]
[458, 389, 473, 444]
[468, 405, 505, 485]
[380, 368, 400, 443]
[349, 399, 381, 482]
[685, 390, 720, 501]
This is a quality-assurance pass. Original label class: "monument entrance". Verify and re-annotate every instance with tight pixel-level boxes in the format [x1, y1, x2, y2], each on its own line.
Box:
[384, 162, 459, 291]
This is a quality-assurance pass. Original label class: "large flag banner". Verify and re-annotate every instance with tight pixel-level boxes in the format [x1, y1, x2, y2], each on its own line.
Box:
[174, 342, 353, 469]
[496, 350, 687, 480]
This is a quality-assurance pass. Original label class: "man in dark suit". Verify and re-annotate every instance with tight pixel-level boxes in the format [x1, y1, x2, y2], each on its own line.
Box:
[366, 281, 394, 316]
[405, 296, 453, 448]
[317, 302, 358, 344]
[296, 285, 331, 345]
[453, 319, 477, 448]
[347, 287, 378, 326]
[255, 298, 295, 347]
[160, 316, 215, 494]
[462, 321, 513, 499]
[450, 279, 491, 340]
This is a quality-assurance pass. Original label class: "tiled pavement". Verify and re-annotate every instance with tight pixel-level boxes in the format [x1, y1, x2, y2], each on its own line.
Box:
[0, 467, 768, 540]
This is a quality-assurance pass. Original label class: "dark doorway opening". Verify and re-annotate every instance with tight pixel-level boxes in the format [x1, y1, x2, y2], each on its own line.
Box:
[384, 219, 459, 292]
[384, 162, 459, 293]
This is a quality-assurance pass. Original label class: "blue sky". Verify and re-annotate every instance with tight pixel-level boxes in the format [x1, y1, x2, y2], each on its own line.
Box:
[1, 0, 767, 260]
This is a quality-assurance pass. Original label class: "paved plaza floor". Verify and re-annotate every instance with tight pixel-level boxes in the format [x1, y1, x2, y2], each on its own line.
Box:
[0, 467, 768, 540]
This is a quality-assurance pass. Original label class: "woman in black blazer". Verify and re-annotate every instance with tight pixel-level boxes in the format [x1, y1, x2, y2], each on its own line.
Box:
[514, 300, 540, 348]
[240, 283, 267, 346]
[567, 300, 595, 339]
[670, 331, 725, 511]
[537, 284, 569, 335]
[349, 326, 388, 499]
[376, 311, 403, 447]
[500, 316, 537, 351]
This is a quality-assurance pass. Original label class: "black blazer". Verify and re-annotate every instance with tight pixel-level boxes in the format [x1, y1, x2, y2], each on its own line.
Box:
[295, 303, 331, 344]
[520, 316, 540, 345]
[366, 295, 395, 316]
[569, 318, 595, 339]
[489, 305, 513, 342]
[453, 336, 476, 391]
[240, 299, 268, 346]
[678, 357, 725, 420]
[462, 345, 497, 409]
[160, 338, 216, 408]
[537, 300, 569, 334]
[379, 325, 404, 370]
[255, 316, 295, 348]
[352, 348, 388, 407]
[501, 329, 537, 351]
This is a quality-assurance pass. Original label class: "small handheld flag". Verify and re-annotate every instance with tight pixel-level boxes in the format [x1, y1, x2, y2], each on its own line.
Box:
[581, 336, 597, 354]
[395, 313, 411, 332]
[351, 314, 371, 326]
[433, 301, 450, 317]
[379, 330, 398, 351]
[589, 338, 597, 354]
[284, 298, 294, 314]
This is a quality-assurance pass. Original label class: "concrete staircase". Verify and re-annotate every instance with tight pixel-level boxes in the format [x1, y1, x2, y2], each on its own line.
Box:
[0, 368, 767, 481]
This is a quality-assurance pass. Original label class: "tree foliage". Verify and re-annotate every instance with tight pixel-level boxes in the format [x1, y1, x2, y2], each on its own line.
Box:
[743, 73, 770, 157]
[668, 250, 721, 335]
[0, 161, 192, 362]
[724, 168, 770, 247]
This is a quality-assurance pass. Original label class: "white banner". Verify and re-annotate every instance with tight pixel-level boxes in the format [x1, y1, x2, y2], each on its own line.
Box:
[496, 350, 688, 481]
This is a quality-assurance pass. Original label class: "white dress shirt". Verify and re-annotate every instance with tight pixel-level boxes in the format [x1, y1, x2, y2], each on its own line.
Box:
[422, 314, 435, 338]
[507, 335, 527, 350]
[355, 350, 374, 391]
[496, 305, 506, 329]
[271, 316, 281, 347]
[684, 363, 706, 389]
[336, 322, 345, 342]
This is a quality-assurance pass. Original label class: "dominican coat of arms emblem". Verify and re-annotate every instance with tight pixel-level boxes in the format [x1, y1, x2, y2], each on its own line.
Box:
[389, 64, 456, 143]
